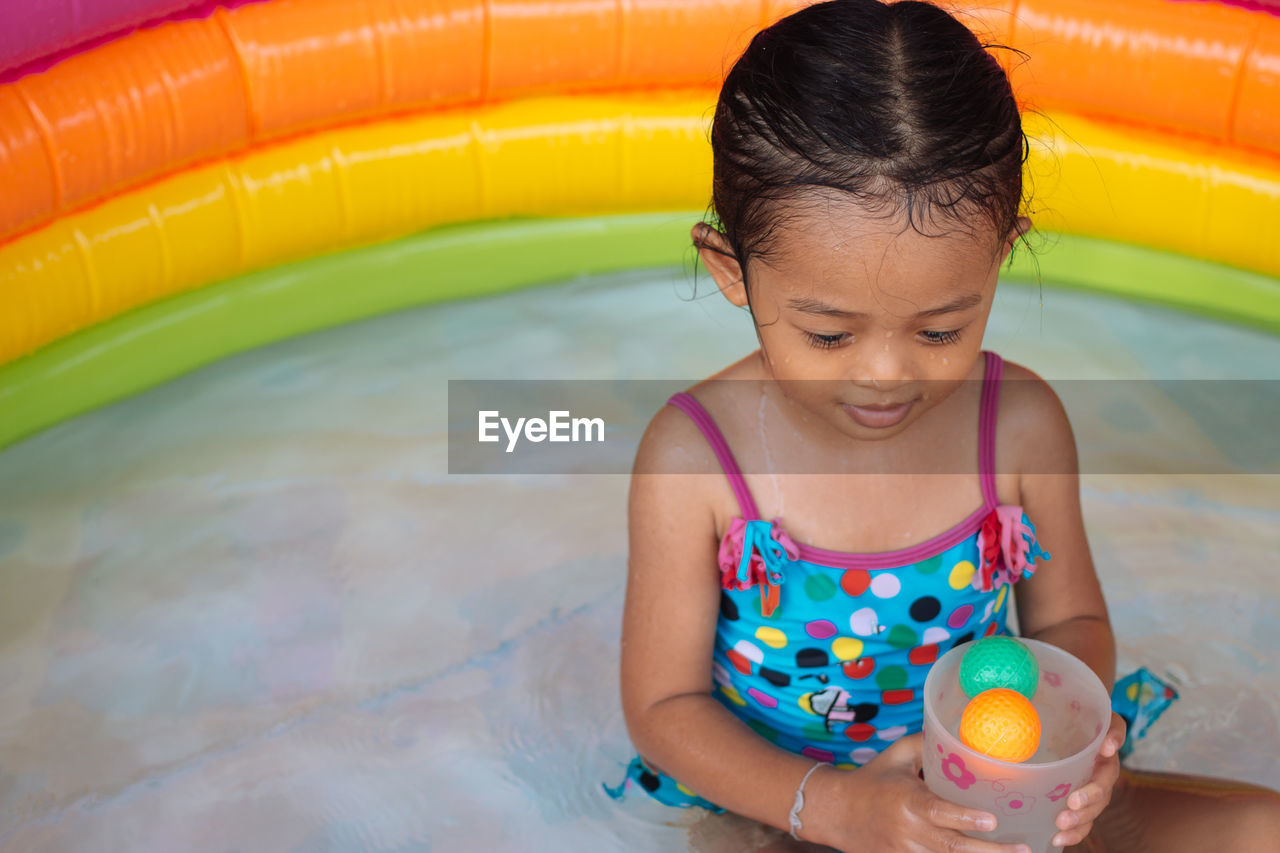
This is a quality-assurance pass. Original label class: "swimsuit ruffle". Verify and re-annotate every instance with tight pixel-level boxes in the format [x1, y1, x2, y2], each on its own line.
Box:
[719, 507, 1050, 614]
[973, 506, 1050, 593]
[718, 518, 799, 617]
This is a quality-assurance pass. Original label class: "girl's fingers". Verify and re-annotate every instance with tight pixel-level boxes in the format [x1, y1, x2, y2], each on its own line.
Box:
[1058, 780, 1112, 830]
[1056, 799, 1105, 830]
[928, 827, 1032, 853]
[922, 794, 997, 833]
[1050, 717, 1125, 846]
[1067, 780, 1111, 813]
[1067, 782, 1096, 812]
[1052, 821, 1095, 849]
[921, 797, 1035, 852]
[1101, 713, 1127, 757]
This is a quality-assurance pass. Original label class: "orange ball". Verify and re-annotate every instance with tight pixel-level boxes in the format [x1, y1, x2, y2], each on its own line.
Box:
[959, 687, 1041, 762]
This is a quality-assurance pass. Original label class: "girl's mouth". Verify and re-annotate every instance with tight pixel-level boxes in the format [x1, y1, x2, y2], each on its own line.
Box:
[841, 400, 914, 429]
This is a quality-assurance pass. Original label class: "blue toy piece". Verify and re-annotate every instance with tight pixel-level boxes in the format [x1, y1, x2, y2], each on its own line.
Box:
[1110, 667, 1180, 759]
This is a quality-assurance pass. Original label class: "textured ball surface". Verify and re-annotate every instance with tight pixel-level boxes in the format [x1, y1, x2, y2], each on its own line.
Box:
[959, 636, 1039, 699]
[959, 688, 1042, 762]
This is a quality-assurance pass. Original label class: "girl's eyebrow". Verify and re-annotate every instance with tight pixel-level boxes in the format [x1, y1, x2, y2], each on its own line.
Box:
[787, 292, 983, 319]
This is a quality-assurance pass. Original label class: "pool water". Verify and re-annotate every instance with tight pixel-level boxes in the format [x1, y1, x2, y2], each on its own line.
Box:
[0, 267, 1277, 851]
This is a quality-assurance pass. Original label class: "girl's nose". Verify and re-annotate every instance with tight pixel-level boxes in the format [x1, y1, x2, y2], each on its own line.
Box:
[849, 341, 911, 389]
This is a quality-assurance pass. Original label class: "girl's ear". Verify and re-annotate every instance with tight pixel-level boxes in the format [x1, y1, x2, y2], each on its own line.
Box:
[692, 223, 749, 308]
[1000, 215, 1033, 263]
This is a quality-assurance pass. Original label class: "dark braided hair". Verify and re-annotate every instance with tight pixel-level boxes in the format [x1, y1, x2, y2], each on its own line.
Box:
[703, 0, 1029, 275]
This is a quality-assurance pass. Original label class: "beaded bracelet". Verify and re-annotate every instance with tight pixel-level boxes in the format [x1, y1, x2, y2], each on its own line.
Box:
[788, 761, 828, 841]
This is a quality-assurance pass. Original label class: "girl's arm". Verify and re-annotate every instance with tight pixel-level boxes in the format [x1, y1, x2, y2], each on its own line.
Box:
[1003, 367, 1114, 686]
[621, 404, 1027, 852]
[621, 403, 823, 830]
[1004, 368, 1127, 850]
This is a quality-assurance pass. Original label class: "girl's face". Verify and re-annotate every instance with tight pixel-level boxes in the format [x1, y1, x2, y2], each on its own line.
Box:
[697, 194, 1028, 441]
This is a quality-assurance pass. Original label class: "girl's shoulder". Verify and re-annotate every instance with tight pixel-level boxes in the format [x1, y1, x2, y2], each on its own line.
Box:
[632, 350, 752, 471]
[632, 353, 762, 478]
[633, 399, 721, 478]
[992, 356, 1078, 481]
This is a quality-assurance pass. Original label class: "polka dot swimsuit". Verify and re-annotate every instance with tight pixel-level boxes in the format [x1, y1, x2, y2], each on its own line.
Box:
[606, 352, 1051, 811]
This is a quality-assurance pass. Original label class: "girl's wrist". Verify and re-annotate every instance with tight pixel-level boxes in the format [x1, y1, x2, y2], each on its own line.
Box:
[788, 761, 829, 840]
[787, 761, 848, 846]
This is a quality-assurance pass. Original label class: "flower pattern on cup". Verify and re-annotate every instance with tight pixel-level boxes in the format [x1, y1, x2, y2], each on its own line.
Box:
[995, 792, 1036, 816]
[941, 751, 977, 790]
[1047, 782, 1072, 802]
[1044, 671, 1062, 687]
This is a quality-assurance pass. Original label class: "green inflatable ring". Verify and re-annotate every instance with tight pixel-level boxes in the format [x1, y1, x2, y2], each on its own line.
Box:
[1, 212, 1277, 451]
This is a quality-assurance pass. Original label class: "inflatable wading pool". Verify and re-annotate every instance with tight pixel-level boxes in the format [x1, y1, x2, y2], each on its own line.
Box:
[0, 1, 1278, 851]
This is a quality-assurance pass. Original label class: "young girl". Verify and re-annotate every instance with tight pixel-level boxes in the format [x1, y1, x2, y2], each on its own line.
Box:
[611, 1, 1280, 851]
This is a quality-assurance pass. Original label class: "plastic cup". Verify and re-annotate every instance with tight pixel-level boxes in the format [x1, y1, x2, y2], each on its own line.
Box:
[922, 638, 1111, 853]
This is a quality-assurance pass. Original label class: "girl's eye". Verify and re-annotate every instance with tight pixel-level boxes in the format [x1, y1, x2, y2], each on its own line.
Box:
[920, 329, 962, 345]
[805, 332, 848, 350]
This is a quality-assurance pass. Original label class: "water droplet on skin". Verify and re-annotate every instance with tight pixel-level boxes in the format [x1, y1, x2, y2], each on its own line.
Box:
[942, 357, 949, 365]
[757, 392, 783, 515]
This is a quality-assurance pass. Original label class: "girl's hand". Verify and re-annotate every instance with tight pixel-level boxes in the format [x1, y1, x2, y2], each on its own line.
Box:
[804, 733, 1032, 853]
[1051, 712, 1127, 848]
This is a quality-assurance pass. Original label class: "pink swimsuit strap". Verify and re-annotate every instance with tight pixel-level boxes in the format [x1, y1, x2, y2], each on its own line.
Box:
[666, 351, 1005, 570]
[666, 386, 764, 521]
[978, 350, 1004, 507]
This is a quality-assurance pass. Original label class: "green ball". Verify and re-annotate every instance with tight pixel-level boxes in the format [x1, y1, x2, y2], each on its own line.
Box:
[959, 636, 1039, 700]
